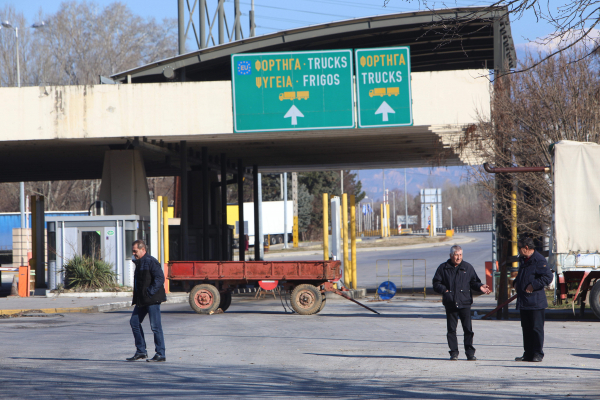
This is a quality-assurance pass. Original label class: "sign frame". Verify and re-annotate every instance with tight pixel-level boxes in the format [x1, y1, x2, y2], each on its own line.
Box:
[355, 46, 413, 128]
[231, 49, 355, 133]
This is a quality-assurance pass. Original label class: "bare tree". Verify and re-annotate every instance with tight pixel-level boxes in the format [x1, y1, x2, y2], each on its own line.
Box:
[387, 0, 600, 72]
[1, 1, 177, 87]
[33, 1, 177, 85]
[460, 47, 600, 237]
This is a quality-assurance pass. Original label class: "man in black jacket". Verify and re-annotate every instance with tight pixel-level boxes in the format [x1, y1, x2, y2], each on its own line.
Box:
[433, 245, 491, 361]
[513, 237, 554, 362]
[127, 240, 167, 362]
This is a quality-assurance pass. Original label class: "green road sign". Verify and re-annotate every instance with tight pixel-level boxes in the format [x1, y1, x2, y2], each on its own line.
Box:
[355, 47, 412, 128]
[231, 50, 354, 132]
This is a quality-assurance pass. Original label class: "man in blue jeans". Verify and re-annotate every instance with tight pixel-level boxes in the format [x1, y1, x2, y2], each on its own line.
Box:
[127, 239, 167, 362]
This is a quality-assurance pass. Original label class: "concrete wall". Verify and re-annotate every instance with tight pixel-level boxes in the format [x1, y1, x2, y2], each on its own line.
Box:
[0, 69, 490, 141]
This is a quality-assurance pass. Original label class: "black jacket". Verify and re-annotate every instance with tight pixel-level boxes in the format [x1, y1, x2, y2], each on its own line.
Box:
[513, 250, 553, 310]
[132, 253, 167, 307]
[433, 260, 483, 309]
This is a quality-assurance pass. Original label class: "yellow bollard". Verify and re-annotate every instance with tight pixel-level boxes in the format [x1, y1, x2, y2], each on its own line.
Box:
[293, 216, 299, 248]
[386, 203, 391, 237]
[162, 196, 170, 294]
[340, 205, 344, 242]
[511, 191, 518, 270]
[380, 204, 384, 237]
[156, 196, 162, 265]
[322, 194, 329, 261]
[350, 195, 357, 289]
[342, 194, 350, 287]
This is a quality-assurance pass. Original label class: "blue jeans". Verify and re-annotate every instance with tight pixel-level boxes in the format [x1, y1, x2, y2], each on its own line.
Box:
[130, 304, 165, 357]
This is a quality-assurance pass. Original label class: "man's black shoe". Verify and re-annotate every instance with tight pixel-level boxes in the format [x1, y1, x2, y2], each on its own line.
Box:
[531, 354, 543, 362]
[126, 353, 147, 361]
[467, 356, 477, 361]
[515, 356, 532, 361]
[450, 355, 458, 361]
[146, 354, 166, 362]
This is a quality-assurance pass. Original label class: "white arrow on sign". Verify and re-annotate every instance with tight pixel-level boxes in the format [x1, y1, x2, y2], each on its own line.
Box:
[284, 104, 304, 126]
[375, 101, 395, 122]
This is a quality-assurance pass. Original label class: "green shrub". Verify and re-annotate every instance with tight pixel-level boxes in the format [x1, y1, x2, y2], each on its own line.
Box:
[62, 255, 117, 290]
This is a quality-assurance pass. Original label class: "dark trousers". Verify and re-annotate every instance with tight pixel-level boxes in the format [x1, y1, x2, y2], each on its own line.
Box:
[445, 307, 475, 357]
[130, 304, 165, 357]
[520, 309, 545, 359]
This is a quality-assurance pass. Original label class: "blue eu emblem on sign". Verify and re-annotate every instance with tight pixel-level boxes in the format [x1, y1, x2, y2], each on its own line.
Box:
[237, 61, 251, 75]
[377, 281, 397, 300]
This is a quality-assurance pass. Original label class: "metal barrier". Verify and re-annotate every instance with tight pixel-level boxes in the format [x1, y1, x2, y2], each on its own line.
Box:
[375, 259, 427, 298]
[454, 224, 493, 233]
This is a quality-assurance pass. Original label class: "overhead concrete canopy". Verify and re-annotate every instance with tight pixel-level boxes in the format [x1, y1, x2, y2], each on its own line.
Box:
[111, 6, 516, 83]
[0, 7, 514, 182]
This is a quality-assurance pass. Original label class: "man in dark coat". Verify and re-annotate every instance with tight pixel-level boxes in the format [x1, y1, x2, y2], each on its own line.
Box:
[513, 237, 554, 362]
[127, 239, 167, 362]
[433, 245, 491, 361]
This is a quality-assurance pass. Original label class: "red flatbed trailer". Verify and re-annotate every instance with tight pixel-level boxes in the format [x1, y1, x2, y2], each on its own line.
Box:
[169, 260, 346, 315]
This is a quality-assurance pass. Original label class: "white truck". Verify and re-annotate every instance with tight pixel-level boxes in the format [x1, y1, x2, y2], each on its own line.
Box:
[552, 141, 600, 318]
[229, 200, 294, 246]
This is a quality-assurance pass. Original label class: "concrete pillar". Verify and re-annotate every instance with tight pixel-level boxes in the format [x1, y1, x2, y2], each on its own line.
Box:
[98, 150, 150, 217]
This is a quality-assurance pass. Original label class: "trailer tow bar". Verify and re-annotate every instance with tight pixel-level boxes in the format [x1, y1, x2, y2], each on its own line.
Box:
[324, 282, 380, 315]
[482, 294, 517, 320]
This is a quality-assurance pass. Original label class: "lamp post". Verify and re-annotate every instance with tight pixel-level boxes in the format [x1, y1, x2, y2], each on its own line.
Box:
[364, 196, 374, 231]
[448, 206, 453, 231]
[2, 20, 45, 245]
[1, 21, 25, 237]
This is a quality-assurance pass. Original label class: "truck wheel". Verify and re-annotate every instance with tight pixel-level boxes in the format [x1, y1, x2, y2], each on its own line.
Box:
[219, 291, 232, 312]
[270, 236, 277, 245]
[276, 235, 283, 244]
[590, 283, 600, 319]
[290, 284, 323, 315]
[189, 284, 221, 314]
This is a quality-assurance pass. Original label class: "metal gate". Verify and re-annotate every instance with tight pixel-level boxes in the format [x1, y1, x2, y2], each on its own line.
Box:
[375, 259, 427, 298]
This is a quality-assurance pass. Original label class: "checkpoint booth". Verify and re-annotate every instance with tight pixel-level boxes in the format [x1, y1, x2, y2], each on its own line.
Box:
[45, 214, 150, 289]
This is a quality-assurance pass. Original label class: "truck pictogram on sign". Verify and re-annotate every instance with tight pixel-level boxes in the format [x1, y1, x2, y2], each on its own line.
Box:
[279, 91, 310, 101]
[369, 87, 399, 97]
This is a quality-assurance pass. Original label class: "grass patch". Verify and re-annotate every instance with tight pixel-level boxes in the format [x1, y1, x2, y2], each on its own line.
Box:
[545, 291, 590, 310]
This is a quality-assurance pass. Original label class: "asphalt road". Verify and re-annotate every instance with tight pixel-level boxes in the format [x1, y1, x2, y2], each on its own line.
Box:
[266, 233, 492, 290]
[1, 295, 598, 399]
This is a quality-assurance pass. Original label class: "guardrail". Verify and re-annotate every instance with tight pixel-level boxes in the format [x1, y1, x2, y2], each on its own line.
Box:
[453, 224, 493, 233]
[375, 259, 426, 298]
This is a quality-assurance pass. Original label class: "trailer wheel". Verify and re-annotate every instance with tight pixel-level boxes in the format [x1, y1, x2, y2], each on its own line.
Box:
[276, 235, 284, 244]
[290, 284, 323, 315]
[317, 297, 327, 314]
[189, 284, 221, 314]
[270, 236, 277, 245]
[219, 291, 232, 312]
[590, 283, 600, 319]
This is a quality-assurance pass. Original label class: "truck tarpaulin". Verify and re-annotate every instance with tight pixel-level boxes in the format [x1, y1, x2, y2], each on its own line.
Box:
[554, 140, 600, 253]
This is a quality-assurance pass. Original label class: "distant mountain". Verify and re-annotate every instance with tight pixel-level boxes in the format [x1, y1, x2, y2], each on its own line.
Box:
[357, 166, 474, 201]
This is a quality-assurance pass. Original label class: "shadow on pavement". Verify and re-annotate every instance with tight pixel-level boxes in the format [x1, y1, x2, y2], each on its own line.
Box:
[0, 360, 587, 399]
[305, 352, 448, 361]
[572, 353, 600, 359]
